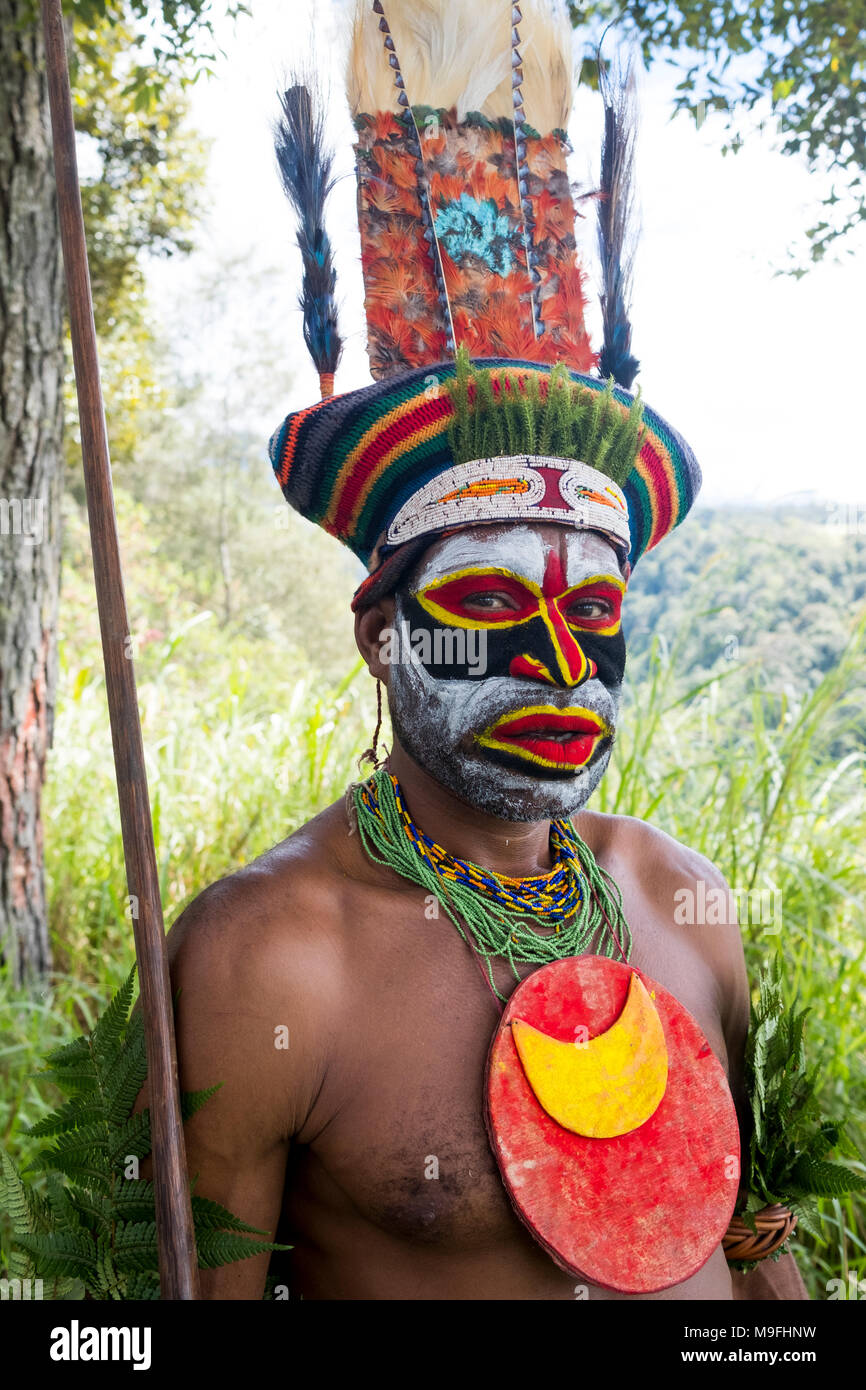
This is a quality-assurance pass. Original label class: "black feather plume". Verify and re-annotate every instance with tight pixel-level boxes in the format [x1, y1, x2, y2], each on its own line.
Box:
[274, 79, 343, 392]
[597, 52, 640, 389]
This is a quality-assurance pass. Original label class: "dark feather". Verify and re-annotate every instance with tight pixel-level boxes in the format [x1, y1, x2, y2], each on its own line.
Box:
[597, 51, 640, 389]
[274, 78, 343, 381]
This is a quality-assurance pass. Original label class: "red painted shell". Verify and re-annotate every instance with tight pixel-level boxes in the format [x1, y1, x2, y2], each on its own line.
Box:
[485, 955, 740, 1294]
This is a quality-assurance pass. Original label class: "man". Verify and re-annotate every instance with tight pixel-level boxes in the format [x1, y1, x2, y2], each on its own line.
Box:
[158, 508, 804, 1299]
[145, 0, 808, 1298]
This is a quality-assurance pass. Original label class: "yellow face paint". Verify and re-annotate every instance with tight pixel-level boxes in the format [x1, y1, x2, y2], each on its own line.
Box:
[414, 565, 625, 636]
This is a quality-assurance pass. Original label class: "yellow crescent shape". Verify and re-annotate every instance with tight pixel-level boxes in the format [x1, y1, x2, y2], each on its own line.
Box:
[511, 973, 668, 1139]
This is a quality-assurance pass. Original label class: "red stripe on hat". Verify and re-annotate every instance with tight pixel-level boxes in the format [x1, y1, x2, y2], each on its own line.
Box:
[276, 397, 334, 488]
[638, 437, 674, 550]
[331, 390, 454, 539]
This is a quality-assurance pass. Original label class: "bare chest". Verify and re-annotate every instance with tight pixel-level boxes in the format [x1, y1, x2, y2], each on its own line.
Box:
[285, 879, 730, 1277]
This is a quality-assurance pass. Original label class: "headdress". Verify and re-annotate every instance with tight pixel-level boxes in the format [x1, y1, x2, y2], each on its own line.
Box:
[269, 0, 701, 606]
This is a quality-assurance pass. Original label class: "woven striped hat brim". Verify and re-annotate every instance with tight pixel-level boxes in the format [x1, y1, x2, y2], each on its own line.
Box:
[269, 357, 701, 599]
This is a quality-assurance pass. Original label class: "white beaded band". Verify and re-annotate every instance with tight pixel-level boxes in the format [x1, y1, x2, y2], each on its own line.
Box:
[384, 455, 631, 553]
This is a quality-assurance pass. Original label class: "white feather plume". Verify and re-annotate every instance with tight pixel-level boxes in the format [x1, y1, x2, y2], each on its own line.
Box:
[348, 0, 574, 133]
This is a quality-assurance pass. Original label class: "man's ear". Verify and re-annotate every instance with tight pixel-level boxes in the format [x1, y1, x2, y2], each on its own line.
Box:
[354, 597, 395, 682]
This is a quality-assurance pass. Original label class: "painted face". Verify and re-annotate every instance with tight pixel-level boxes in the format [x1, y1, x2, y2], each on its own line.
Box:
[385, 524, 627, 822]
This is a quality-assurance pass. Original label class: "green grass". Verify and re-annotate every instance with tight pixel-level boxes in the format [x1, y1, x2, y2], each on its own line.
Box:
[2, 576, 864, 1300]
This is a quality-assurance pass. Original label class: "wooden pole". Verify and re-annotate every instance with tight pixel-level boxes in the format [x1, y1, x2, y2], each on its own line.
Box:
[40, 0, 200, 1300]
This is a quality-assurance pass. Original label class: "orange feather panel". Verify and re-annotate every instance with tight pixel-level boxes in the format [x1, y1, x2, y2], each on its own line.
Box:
[354, 110, 595, 378]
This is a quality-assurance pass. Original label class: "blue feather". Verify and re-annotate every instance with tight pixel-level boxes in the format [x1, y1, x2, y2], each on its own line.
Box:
[274, 79, 343, 384]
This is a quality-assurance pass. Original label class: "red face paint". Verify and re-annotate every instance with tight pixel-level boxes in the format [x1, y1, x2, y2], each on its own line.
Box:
[408, 543, 627, 691]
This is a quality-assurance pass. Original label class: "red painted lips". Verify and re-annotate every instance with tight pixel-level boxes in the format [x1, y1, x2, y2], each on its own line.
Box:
[480, 706, 611, 769]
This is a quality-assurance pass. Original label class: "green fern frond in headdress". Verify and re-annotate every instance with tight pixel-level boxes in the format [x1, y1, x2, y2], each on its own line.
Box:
[446, 346, 645, 488]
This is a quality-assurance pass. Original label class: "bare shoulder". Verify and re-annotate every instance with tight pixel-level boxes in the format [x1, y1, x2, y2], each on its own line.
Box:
[165, 800, 357, 1139]
[576, 808, 723, 896]
[576, 809, 750, 1036]
[171, 805, 349, 995]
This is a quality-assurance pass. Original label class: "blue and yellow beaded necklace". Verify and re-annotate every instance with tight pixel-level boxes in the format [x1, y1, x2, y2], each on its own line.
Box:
[354, 768, 631, 999]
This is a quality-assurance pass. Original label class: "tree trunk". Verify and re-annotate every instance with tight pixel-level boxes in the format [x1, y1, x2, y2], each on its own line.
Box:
[0, 0, 63, 981]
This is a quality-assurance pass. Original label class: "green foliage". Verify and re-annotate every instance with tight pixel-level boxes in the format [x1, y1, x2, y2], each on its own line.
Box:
[110, 254, 358, 656]
[69, 0, 249, 105]
[61, 12, 211, 477]
[742, 954, 865, 1236]
[572, 0, 866, 267]
[447, 345, 645, 486]
[622, 506, 866, 696]
[73, 16, 208, 334]
[48, 484, 367, 974]
[0, 967, 287, 1299]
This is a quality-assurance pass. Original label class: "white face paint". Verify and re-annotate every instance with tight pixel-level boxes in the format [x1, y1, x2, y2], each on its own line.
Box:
[386, 524, 626, 822]
[411, 525, 615, 592]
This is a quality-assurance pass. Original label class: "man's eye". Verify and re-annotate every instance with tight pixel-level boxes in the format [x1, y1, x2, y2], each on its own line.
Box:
[567, 600, 612, 622]
[462, 591, 518, 612]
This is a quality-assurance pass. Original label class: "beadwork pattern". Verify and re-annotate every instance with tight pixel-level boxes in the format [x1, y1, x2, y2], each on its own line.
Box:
[353, 767, 633, 999]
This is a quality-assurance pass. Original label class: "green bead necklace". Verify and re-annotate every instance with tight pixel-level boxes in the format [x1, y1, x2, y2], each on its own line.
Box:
[352, 768, 632, 1000]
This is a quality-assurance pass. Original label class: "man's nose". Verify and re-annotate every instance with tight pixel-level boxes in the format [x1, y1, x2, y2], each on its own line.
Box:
[508, 600, 597, 688]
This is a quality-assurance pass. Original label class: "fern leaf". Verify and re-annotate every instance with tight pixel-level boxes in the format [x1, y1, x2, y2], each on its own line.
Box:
[28, 1154, 112, 1194]
[27, 1097, 108, 1139]
[791, 1154, 866, 1198]
[92, 966, 137, 1069]
[45, 1173, 83, 1227]
[0, 1148, 40, 1236]
[181, 1083, 222, 1123]
[31, 1120, 111, 1162]
[35, 1064, 98, 1096]
[15, 1230, 97, 1279]
[9, 968, 295, 1299]
[765, 1020, 790, 1081]
[44, 1275, 85, 1300]
[112, 1221, 160, 1276]
[787, 1195, 821, 1238]
[108, 1178, 157, 1224]
[834, 1126, 863, 1162]
[104, 1017, 148, 1127]
[93, 1242, 126, 1300]
[811, 1121, 841, 1161]
[194, 1230, 288, 1270]
[65, 1186, 114, 1233]
[190, 1194, 267, 1234]
[107, 1110, 152, 1169]
[3, 1246, 38, 1283]
[114, 1219, 158, 1250]
[125, 1271, 161, 1300]
[43, 1034, 92, 1069]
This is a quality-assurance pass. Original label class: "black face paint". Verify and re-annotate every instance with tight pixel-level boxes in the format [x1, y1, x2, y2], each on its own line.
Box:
[385, 529, 627, 819]
[397, 592, 625, 688]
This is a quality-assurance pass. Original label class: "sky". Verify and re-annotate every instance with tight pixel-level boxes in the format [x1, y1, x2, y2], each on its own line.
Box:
[147, 0, 866, 511]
